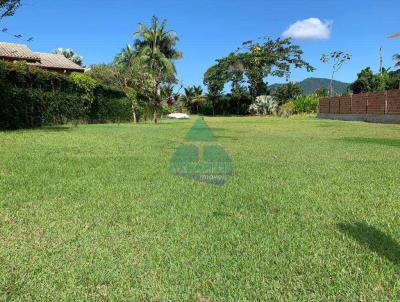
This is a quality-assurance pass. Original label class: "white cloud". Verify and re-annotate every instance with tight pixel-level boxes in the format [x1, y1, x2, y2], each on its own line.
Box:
[282, 18, 332, 40]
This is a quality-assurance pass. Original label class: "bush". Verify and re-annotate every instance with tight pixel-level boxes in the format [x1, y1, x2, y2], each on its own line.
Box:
[70, 72, 97, 111]
[249, 95, 278, 115]
[290, 94, 319, 114]
[0, 61, 82, 129]
[89, 85, 131, 123]
[0, 60, 131, 129]
[278, 101, 295, 117]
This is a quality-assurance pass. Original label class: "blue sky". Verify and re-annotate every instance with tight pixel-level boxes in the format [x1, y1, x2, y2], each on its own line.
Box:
[1, 0, 399, 87]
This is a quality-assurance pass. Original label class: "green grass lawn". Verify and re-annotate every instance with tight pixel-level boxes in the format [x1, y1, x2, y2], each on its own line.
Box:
[1, 116, 399, 301]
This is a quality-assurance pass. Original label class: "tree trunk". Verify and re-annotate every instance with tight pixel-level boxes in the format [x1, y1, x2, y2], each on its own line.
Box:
[152, 82, 161, 124]
[330, 72, 335, 97]
[152, 110, 158, 124]
[131, 104, 137, 124]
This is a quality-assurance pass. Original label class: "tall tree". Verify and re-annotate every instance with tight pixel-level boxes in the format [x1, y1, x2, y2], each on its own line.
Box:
[133, 16, 182, 123]
[53, 48, 84, 66]
[203, 65, 225, 116]
[89, 59, 153, 124]
[181, 85, 205, 114]
[204, 38, 314, 102]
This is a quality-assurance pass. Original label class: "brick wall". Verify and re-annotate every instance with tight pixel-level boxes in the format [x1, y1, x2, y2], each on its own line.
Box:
[319, 90, 400, 115]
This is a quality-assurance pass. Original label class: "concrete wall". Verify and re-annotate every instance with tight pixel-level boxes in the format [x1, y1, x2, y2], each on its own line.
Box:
[318, 90, 400, 123]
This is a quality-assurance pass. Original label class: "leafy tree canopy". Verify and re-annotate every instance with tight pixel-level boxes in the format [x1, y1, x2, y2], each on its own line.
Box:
[204, 37, 314, 100]
[273, 82, 302, 105]
[0, 0, 20, 20]
[349, 67, 400, 94]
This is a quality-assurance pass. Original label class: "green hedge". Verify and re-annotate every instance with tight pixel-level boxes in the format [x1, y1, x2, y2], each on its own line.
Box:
[0, 60, 130, 130]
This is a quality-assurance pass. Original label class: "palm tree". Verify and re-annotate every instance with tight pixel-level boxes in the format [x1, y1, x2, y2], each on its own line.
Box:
[181, 86, 205, 114]
[114, 44, 135, 68]
[393, 54, 400, 70]
[53, 48, 83, 66]
[133, 16, 183, 123]
[181, 86, 195, 112]
[192, 86, 205, 114]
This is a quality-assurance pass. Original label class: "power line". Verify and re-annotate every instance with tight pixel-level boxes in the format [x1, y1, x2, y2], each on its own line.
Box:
[1, 27, 33, 43]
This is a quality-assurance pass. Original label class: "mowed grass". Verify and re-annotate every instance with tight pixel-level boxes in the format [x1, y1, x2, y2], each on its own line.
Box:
[0, 116, 399, 301]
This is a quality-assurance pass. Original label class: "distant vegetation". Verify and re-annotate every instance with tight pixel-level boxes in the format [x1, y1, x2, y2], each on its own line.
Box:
[349, 67, 400, 93]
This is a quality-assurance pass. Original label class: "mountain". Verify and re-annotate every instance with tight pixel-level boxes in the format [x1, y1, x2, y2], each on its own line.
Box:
[270, 77, 350, 95]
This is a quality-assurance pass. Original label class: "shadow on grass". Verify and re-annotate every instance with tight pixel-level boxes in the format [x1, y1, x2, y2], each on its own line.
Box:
[0, 125, 72, 133]
[338, 222, 400, 265]
[341, 137, 400, 147]
[40, 126, 73, 132]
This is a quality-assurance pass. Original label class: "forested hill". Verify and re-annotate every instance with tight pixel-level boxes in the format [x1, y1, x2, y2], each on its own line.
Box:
[270, 77, 349, 95]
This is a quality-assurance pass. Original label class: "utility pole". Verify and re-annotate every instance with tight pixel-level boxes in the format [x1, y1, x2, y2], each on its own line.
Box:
[380, 47, 383, 75]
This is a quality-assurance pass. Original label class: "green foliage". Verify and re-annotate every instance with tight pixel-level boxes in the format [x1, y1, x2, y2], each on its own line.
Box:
[181, 85, 206, 114]
[393, 53, 400, 70]
[88, 61, 155, 123]
[87, 64, 118, 88]
[114, 44, 136, 68]
[314, 87, 329, 97]
[70, 72, 97, 110]
[273, 82, 302, 105]
[204, 37, 314, 103]
[109, 16, 183, 123]
[349, 67, 400, 94]
[279, 100, 295, 117]
[290, 94, 319, 114]
[89, 85, 131, 123]
[0, 60, 131, 129]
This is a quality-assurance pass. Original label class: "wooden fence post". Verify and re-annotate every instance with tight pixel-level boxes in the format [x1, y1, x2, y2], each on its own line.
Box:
[385, 91, 388, 115]
[350, 94, 353, 114]
[328, 98, 331, 113]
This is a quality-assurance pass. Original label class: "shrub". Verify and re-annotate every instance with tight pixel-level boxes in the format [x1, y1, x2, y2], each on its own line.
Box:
[89, 85, 131, 123]
[70, 72, 97, 111]
[0, 60, 132, 129]
[249, 95, 278, 115]
[290, 94, 319, 114]
[279, 101, 295, 117]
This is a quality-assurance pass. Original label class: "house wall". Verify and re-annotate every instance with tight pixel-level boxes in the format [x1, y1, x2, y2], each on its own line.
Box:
[318, 90, 400, 124]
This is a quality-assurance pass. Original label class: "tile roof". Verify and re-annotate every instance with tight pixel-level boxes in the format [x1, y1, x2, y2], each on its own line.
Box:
[31, 52, 84, 72]
[0, 41, 40, 61]
[0, 42, 84, 72]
